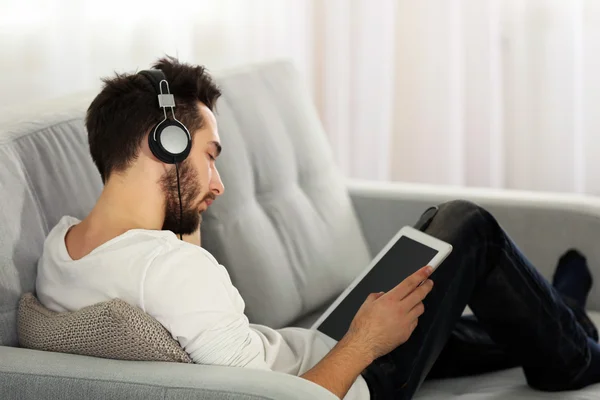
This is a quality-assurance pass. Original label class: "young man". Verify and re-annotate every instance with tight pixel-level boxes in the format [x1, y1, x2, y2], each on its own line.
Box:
[36, 57, 600, 400]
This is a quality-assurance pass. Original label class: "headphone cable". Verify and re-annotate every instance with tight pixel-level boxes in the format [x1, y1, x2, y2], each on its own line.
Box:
[175, 160, 183, 241]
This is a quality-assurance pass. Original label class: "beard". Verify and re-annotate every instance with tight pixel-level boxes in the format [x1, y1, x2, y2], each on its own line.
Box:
[159, 160, 208, 235]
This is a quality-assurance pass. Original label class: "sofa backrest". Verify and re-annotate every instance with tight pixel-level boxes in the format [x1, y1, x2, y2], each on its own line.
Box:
[200, 62, 371, 328]
[0, 61, 371, 346]
[0, 94, 102, 346]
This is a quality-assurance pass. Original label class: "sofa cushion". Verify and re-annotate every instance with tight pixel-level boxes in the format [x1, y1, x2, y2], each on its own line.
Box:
[17, 293, 192, 363]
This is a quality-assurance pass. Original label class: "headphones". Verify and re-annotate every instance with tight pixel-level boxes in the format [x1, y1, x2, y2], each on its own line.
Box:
[138, 69, 191, 164]
[138, 68, 190, 239]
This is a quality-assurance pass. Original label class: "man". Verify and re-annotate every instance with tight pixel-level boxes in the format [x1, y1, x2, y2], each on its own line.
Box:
[36, 57, 600, 400]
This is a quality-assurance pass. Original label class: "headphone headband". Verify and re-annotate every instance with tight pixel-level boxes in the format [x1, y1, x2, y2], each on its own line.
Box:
[139, 69, 166, 95]
[139, 69, 175, 109]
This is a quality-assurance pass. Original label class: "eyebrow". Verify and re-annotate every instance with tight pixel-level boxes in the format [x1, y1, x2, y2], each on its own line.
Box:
[208, 140, 222, 156]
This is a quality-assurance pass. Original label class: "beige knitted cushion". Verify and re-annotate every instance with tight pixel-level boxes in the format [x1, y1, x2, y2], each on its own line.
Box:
[17, 293, 192, 363]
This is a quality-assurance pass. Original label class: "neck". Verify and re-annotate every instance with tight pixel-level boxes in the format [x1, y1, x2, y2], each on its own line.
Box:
[64, 168, 168, 261]
[84, 171, 165, 235]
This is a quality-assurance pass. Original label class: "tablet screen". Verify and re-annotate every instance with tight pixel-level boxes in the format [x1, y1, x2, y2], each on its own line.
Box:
[317, 236, 439, 341]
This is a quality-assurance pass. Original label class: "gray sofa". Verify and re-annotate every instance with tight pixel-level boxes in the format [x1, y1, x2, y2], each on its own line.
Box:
[1, 60, 600, 399]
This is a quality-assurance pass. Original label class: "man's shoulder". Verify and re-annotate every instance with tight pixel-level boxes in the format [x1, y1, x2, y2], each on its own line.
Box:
[146, 237, 224, 277]
[142, 240, 235, 308]
[151, 236, 216, 260]
[39, 215, 81, 263]
[43, 215, 80, 244]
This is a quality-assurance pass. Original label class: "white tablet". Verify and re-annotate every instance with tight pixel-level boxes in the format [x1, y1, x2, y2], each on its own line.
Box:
[311, 225, 453, 341]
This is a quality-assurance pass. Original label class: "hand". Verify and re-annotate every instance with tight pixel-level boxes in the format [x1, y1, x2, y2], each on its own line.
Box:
[344, 266, 435, 362]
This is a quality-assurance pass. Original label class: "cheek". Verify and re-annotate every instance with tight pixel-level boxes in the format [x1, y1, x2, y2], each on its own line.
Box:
[194, 163, 211, 192]
[200, 172, 211, 192]
[189, 154, 209, 178]
[183, 159, 205, 193]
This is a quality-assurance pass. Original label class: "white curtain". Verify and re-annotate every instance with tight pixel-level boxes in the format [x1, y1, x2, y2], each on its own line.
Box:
[0, 0, 315, 104]
[390, 0, 600, 195]
[2, 0, 599, 195]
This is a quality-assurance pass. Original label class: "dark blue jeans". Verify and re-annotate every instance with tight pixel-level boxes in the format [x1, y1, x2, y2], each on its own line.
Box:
[360, 200, 593, 399]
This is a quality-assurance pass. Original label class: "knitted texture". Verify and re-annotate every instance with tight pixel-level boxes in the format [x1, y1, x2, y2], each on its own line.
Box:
[17, 293, 192, 363]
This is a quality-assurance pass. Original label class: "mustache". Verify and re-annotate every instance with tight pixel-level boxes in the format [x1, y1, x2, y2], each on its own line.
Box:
[197, 192, 216, 210]
[203, 193, 216, 202]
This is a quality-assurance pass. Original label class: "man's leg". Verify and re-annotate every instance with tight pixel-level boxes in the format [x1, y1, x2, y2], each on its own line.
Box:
[413, 204, 520, 380]
[427, 249, 599, 380]
[425, 314, 520, 379]
[361, 200, 595, 400]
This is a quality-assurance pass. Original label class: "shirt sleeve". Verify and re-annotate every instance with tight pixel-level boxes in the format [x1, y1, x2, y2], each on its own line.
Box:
[141, 242, 271, 371]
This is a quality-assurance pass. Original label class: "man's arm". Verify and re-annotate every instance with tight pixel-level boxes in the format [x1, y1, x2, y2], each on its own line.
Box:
[181, 228, 372, 399]
[302, 267, 434, 399]
[300, 335, 373, 399]
[143, 247, 272, 370]
[146, 243, 370, 398]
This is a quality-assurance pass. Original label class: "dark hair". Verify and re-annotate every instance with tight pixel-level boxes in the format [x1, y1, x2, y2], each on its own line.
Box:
[86, 56, 221, 183]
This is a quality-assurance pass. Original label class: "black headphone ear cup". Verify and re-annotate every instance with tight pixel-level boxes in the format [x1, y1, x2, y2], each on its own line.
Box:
[148, 127, 170, 164]
[148, 120, 191, 164]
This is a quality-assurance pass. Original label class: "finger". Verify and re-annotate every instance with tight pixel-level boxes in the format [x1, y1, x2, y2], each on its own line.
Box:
[387, 266, 433, 301]
[366, 291, 385, 303]
[365, 292, 378, 302]
[402, 279, 434, 309]
[408, 302, 425, 319]
[410, 319, 418, 331]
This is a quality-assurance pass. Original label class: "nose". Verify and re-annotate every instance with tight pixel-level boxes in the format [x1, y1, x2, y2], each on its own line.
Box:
[210, 168, 224, 197]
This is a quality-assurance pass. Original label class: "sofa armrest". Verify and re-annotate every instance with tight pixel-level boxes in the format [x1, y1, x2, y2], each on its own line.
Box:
[348, 179, 600, 311]
[0, 346, 337, 400]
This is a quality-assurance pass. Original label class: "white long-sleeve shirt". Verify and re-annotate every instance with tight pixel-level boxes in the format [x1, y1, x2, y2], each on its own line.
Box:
[36, 216, 370, 400]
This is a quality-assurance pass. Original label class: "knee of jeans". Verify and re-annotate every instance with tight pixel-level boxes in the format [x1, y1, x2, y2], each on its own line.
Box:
[438, 200, 497, 237]
[439, 200, 483, 220]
